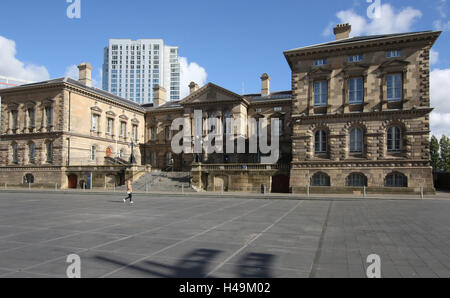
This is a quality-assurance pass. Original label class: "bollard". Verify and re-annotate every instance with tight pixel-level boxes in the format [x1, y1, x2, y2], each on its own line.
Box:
[221, 185, 224, 195]
[113, 184, 116, 193]
[55, 183, 58, 191]
[307, 184, 310, 198]
[182, 184, 184, 194]
[363, 186, 366, 198]
[5, 182, 7, 190]
[420, 187, 424, 199]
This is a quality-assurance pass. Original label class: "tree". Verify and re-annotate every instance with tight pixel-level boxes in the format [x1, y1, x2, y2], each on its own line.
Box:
[440, 135, 450, 172]
[430, 135, 441, 172]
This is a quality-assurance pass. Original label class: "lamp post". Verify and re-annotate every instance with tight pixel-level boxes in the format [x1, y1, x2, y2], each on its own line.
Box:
[128, 134, 137, 165]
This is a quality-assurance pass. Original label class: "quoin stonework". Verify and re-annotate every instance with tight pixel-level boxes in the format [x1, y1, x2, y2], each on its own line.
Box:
[0, 24, 441, 194]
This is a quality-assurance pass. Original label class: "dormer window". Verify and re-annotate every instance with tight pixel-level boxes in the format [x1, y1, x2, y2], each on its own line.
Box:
[349, 55, 363, 62]
[386, 50, 401, 58]
[314, 59, 327, 66]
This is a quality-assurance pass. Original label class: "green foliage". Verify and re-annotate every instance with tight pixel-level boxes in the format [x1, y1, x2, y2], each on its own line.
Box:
[440, 135, 450, 172]
[430, 135, 441, 172]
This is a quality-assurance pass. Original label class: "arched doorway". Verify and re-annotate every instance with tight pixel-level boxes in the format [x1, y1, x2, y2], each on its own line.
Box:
[272, 174, 290, 193]
[68, 174, 78, 189]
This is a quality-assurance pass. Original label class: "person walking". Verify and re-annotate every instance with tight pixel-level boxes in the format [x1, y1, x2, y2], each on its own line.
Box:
[123, 179, 134, 205]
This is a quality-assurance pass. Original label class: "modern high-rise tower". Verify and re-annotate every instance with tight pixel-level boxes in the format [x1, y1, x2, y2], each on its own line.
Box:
[102, 39, 180, 104]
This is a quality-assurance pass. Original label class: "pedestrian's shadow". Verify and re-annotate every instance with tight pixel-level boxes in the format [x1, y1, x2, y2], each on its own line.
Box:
[96, 249, 275, 278]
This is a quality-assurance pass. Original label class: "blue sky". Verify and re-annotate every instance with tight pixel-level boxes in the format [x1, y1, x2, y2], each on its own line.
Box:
[0, 0, 449, 136]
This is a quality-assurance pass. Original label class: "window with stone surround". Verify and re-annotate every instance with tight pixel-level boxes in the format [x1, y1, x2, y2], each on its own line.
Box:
[385, 172, 407, 187]
[29, 142, 36, 164]
[349, 128, 364, 153]
[311, 172, 331, 187]
[386, 73, 403, 102]
[387, 126, 402, 152]
[314, 130, 328, 154]
[347, 173, 367, 187]
[314, 81, 328, 107]
[348, 77, 364, 104]
[12, 143, 18, 164]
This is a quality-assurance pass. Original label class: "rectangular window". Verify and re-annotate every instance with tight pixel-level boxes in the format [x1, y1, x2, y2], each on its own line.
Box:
[28, 109, 35, 128]
[386, 50, 401, 58]
[132, 125, 138, 141]
[274, 107, 282, 112]
[165, 127, 171, 141]
[349, 77, 364, 104]
[91, 114, 100, 132]
[151, 127, 156, 141]
[314, 59, 327, 66]
[12, 144, 18, 164]
[29, 143, 35, 163]
[45, 107, 53, 127]
[349, 55, 363, 62]
[120, 122, 126, 138]
[107, 118, 114, 135]
[386, 74, 402, 102]
[46, 142, 53, 163]
[91, 146, 96, 161]
[11, 110, 18, 130]
[314, 81, 328, 107]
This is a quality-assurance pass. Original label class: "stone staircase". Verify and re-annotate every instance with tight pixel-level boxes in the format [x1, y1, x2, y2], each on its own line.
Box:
[118, 171, 195, 193]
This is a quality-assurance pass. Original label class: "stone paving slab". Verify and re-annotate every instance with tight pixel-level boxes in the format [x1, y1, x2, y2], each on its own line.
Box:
[0, 192, 450, 278]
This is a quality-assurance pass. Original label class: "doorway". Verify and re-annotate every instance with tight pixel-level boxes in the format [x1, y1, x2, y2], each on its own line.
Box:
[271, 174, 290, 193]
[68, 174, 78, 189]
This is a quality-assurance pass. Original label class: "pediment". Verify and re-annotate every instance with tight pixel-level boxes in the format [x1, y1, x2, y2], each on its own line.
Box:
[377, 59, 410, 71]
[180, 83, 246, 106]
[341, 63, 370, 76]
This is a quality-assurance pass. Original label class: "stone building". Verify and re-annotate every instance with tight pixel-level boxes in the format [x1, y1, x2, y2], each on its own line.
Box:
[0, 24, 441, 194]
[285, 24, 440, 194]
[0, 63, 146, 189]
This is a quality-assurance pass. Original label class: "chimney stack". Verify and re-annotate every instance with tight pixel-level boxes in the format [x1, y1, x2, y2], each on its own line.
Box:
[333, 23, 351, 40]
[261, 73, 270, 97]
[78, 63, 93, 87]
[153, 85, 166, 107]
[189, 82, 199, 94]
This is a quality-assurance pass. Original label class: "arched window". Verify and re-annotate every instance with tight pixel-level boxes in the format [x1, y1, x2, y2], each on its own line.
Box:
[347, 173, 367, 187]
[314, 130, 328, 154]
[24, 173, 34, 184]
[385, 172, 407, 187]
[349, 128, 363, 153]
[311, 172, 331, 186]
[387, 126, 402, 152]
[29, 142, 36, 163]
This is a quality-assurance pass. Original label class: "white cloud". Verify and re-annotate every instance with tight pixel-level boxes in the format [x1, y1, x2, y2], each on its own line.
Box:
[430, 49, 439, 65]
[0, 35, 49, 81]
[431, 68, 450, 137]
[179, 57, 207, 99]
[433, 19, 450, 31]
[328, 4, 422, 37]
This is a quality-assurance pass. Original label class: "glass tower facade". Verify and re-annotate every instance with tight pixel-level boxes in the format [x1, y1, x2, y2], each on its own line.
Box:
[102, 39, 180, 104]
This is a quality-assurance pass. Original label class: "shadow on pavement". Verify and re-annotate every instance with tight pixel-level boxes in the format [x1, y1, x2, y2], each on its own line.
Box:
[96, 249, 275, 278]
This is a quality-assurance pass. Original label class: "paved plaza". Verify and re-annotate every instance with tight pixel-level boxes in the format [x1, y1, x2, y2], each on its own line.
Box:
[0, 191, 449, 278]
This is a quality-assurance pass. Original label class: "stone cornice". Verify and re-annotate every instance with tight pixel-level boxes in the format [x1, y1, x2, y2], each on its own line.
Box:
[292, 108, 433, 121]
